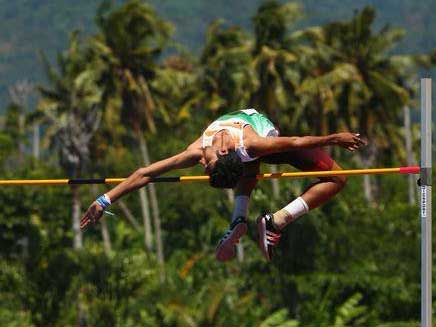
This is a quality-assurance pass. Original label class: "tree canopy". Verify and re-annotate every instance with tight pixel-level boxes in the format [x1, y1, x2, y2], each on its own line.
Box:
[0, 1, 434, 326]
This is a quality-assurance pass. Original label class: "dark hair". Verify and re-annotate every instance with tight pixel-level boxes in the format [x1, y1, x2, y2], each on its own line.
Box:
[209, 151, 244, 189]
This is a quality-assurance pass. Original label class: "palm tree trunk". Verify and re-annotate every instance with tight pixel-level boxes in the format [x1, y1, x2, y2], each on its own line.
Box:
[75, 187, 87, 326]
[139, 188, 153, 251]
[133, 129, 153, 252]
[32, 123, 40, 160]
[71, 185, 83, 250]
[100, 219, 111, 254]
[138, 136, 165, 270]
[226, 189, 244, 262]
[91, 185, 111, 254]
[403, 105, 416, 205]
[9, 81, 32, 164]
[358, 144, 377, 203]
[148, 185, 164, 265]
[363, 175, 373, 202]
[18, 111, 25, 165]
[117, 199, 141, 231]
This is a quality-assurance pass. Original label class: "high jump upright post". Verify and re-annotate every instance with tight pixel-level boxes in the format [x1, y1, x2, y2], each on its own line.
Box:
[421, 77, 432, 327]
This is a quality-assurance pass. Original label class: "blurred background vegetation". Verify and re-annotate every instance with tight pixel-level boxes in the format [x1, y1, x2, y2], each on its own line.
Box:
[0, 0, 435, 326]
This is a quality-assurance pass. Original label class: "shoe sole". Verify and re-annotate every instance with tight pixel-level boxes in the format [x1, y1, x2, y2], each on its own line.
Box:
[256, 216, 271, 261]
[215, 223, 248, 262]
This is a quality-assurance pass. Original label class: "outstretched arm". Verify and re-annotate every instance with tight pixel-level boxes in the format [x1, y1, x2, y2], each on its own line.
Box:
[248, 132, 366, 157]
[106, 150, 201, 202]
[80, 148, 202, 230]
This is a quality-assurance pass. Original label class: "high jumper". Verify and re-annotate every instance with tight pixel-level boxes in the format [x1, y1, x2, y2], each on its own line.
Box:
[80, 108, 366, 261]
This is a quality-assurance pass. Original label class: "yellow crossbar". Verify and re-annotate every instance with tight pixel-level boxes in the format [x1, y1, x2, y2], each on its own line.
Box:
[0, 166, 420, 185]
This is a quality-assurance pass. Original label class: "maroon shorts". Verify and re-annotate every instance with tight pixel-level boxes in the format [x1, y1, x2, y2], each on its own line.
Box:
[260, 148, 334, 171]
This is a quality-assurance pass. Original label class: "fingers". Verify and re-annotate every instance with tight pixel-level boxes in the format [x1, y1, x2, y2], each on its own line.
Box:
[80, 202, 103, 231]
[348, 133, 367, 152]
[80, 211, 95, 231]
[353, 133, 368, 146]
[346, 133, 366, 152]
[80, 213, 92, 231]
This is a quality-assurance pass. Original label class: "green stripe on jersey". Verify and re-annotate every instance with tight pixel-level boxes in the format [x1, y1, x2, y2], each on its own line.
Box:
[216, 110, 276, 137]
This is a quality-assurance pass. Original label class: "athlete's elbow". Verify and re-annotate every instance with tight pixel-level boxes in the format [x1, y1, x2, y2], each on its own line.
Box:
[133, 167, 148, 180]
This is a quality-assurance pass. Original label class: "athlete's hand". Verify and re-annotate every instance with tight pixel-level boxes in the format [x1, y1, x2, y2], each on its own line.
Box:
[333, 132, 367, 152]
[80, 202, 104, 231]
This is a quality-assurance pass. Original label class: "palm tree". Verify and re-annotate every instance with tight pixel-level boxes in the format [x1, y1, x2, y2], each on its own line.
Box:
[36, 31, 103, 327]
[0, 105, 20, 167]
[151, 54, 199, 127]
[7, 80, 34, 163]
[251, 0, 302, 122]
[295, 7, 431, 201]
[199, 20, 256, 116]
[37, 32, 103, 250]
[90, 0, 172, 267]
[251, 1, 301, 198]
[390, 54, 436, 204]
[198, 20, 257, 261]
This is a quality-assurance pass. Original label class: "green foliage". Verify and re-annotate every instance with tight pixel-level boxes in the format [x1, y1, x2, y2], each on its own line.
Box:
[91, 0, 173, 137]
[1, 0, 436, 110]
[0, 1, 433, 326]
[0, 104, 21, 165]
[199, 20, 256, 115]
[259, 309, 298, 327]
[37, 31, 103, 176]
[0, 262, 34, 327]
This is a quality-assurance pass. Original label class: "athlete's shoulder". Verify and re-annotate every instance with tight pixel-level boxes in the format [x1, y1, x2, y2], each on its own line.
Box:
[187, 136, 203, 151]
[242, 126, 264, 151]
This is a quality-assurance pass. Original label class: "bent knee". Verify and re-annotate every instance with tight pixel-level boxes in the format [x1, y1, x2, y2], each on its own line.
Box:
[334, 175, 347, 188]
[323, 161, 347, 189]
[320, 175, 347, 189]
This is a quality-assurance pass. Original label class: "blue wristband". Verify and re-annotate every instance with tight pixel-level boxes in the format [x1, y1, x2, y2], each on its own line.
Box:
[96, 194, 111, 209]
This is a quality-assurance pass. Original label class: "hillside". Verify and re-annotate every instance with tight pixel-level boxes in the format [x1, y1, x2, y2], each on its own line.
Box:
[0, 0, 434, 109]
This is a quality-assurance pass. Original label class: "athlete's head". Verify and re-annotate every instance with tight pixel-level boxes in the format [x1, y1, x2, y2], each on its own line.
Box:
[208, 150, 244, 189]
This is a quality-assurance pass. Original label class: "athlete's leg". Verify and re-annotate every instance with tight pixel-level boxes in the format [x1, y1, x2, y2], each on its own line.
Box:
[300, 161, 346, 210]
[263, 149, 346, 229]
[231, 160, 260, 219]
[257, 149, 345, 260]
[216, 161, 260, 261]
[272, 161, 346, 229]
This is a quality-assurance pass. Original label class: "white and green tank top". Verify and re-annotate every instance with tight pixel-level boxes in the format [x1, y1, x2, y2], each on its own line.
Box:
[201, 108, 279, 162]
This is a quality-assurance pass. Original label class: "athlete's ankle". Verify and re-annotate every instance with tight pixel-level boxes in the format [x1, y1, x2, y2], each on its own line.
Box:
[273, 197, 309, 230]
[272, 210, 288, 230]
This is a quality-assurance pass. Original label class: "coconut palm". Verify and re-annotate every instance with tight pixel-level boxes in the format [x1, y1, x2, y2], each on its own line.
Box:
[36, 36, 106, 326]
[197, 20, 257, 261]
[390, 52, 436, 204]
[199, 20, 256, 116]
[89, 0, 173, 267]
[37, 32, 103, 250]
[251, 0, 300, 124]
[151, 54, 199, 131]
[295, 7, 432, 201]
[251, 0, 301, 198]
[8, 81, 35, 162]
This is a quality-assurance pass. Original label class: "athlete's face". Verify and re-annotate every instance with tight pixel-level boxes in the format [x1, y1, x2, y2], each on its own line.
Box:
[203, 130, 234, 174]
[203, 147, 219, 175]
